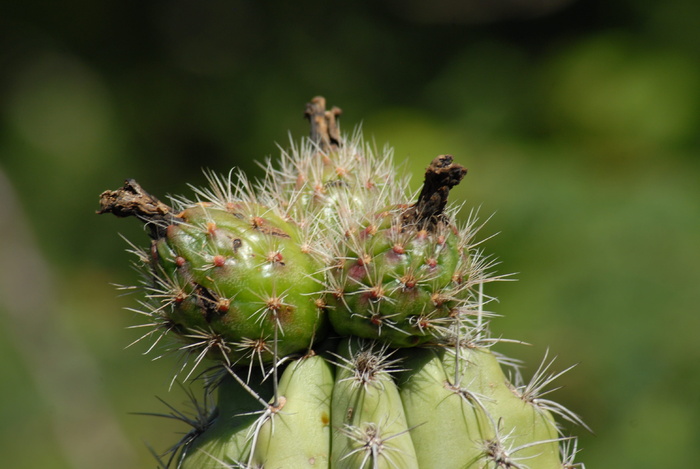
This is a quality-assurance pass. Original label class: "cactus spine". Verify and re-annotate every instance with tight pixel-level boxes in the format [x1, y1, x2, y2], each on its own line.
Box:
[99, 96, 586, 468]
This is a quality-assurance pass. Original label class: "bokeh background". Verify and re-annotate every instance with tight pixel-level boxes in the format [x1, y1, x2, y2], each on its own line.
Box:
[1, 1, 699, 467]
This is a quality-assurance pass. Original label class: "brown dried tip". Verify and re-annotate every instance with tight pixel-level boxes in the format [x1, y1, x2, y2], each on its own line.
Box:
[97, 179, 177, 239]
[304, 96, 342, 153]
[402, 155, 467, 231]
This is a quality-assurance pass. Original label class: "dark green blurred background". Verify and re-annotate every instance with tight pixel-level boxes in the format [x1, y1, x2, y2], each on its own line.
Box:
[1, 1, 699, 467]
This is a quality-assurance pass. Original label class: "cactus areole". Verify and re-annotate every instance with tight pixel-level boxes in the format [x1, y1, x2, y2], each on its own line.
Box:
[98, 96, 586, 468]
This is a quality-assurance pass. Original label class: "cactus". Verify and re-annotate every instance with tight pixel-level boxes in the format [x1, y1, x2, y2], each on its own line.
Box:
[99, 97, 586, 468]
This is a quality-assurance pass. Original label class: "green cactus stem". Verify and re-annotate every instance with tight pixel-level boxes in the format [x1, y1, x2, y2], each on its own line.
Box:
[330, 338, 419, 469]
[250, 353, 334, 467]
[98, 96, 586, 469]
[399, 346, 562, 469]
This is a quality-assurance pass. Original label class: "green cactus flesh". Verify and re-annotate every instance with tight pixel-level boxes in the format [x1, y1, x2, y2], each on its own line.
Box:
[250, 354, 334, 468]
[330, 338, 419, 469]
[328, 209, 474, 347]
[179, 345, 564, 469]
[149, 202, 326, 365]
[398, 347, 561, 469]
[98, 96, 585, 468]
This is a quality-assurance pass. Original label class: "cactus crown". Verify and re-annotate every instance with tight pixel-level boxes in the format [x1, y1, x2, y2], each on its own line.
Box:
[99, 96, 586, 469]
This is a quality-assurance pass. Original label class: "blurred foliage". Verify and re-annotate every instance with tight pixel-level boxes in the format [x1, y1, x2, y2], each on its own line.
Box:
[1, 1, 699, 467]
